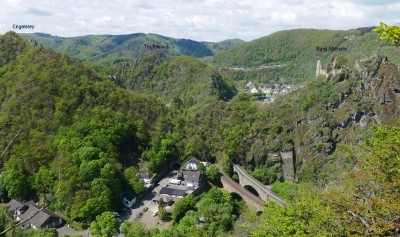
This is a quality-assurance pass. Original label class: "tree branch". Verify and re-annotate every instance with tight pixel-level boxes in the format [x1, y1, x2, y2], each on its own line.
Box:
[347, 210, 383, 236]
[0, 128, 21, 160]
[0, 167, 61, 234]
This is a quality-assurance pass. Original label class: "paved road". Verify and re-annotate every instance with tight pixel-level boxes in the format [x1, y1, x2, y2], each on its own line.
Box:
[58, 171, 178, 237]
[225, 64, 285, 71]
[57, 225, 89, 237]
[122, 171, 176, 223]
[116, 170, 179, 237]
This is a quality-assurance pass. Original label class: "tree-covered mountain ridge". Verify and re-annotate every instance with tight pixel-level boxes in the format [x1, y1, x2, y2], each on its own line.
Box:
[18, 32, 245, 63]
[212, 27, 400, 84]
[186, 53, 400, 186]
[104, 51, 237, 107]
[18, 28, 400, 88]
[0, 31, 175, 223]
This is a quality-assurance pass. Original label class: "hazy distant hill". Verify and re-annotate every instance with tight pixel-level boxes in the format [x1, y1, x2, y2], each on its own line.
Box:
[19, 32, 244, 62]
[212, 27, 400, 84]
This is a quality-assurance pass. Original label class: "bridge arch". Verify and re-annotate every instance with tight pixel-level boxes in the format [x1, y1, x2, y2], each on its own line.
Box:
[220, 172, 265, 213]
[230, 192, 244, 201]
[244, 185, 260, 197]
[232, 170, 240, 183]
[232, 165, 286, 206]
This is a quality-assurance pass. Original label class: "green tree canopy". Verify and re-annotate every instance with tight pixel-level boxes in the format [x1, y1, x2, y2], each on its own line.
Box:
[172, 194, 196, 222]
[89, 211, 119, 237]
[374, 22, 400, 46]
[205, 164, 219, 183]
[121, 221, 149, 237]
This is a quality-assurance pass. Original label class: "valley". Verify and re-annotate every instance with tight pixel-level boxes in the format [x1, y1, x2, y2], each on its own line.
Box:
[0, 24, 399, 237]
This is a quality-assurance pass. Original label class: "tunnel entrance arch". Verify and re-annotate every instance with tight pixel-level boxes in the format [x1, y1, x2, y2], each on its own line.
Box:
[170, 162, 182, 170]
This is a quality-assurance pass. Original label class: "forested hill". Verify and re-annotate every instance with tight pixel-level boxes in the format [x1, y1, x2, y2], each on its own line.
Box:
[0, 31, 175, 222]
[212, 27, 400, 84]
[105, 51, 237, 107]
[19, 32, 244, 63]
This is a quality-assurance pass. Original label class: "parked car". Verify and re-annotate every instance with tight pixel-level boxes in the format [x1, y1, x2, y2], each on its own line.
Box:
[112, 212, 120, 218]
[152, 210, 158, 216]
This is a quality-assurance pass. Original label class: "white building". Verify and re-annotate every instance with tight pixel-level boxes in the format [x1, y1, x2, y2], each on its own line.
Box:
[185, 157, 201, 171]
[122, 194, 136, 209]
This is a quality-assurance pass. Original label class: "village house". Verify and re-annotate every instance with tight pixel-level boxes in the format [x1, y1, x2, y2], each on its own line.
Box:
[122, 193, 136, 209]
[159, 186, 186, 198]
[139, 173, 153, 188]
[152, 195, 174, 206]
[183, 170, 203, 188]
[6, 200, 64, 229]
[185, 157, 201, 171]
[246, 82, 260, 93]
[185, 157, 210, 171]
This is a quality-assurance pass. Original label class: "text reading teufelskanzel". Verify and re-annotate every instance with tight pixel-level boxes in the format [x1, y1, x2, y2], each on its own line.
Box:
[144, 44, 170, 50]
[13, 24, 35, 30]
[316, 46, 347, 52]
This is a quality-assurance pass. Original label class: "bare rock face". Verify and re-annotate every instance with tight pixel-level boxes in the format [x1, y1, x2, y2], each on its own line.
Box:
[381, 92, 394, 104]
[340, 56, 400, 126]
[27, 39, 38, 46]
[362, 57, 400, 119]
[327, 92, 347, 111]
[294, 56, 399, 177]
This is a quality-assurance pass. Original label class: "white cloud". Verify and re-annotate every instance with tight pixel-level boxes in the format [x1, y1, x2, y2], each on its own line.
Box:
[329, 1, 364, 19]
[3, 0, 22, 7]
[0, 0, 395, 41]
[271, 10, 297, 24]
[93, 17, 112, 25]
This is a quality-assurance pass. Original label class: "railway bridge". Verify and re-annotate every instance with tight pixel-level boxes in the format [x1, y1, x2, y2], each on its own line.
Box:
[233, 165, 285, 205]
[220, 165, 285, 212]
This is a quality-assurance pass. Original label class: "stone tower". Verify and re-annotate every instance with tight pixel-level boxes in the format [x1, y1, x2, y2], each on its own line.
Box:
[316, 60, 327, 77]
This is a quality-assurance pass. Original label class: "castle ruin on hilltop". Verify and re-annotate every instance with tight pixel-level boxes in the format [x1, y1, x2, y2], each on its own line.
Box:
[316, 56, 342, 77]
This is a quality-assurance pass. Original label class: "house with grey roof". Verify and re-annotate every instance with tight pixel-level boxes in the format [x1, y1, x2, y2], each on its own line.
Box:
[139, 172, 153, 188]
[6, 200, 64, 229]
[183, 170, 203, 188]
[122, 193, 136, 209]
[159, 186, 186, 197]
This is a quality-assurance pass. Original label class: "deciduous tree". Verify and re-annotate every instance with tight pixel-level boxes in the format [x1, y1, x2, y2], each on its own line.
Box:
[89, 211, 119, 237]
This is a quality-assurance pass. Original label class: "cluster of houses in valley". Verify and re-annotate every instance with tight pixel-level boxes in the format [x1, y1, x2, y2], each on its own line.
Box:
[246, 81, 294, 103]
[4, 157, 209, 232]
[156, 157, 208, 203]
[123, 157, 209, 209]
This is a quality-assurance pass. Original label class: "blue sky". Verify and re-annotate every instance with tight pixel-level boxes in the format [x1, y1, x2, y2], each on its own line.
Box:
[0, 0, 399, 41]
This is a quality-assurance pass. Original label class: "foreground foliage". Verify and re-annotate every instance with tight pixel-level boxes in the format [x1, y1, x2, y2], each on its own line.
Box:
[251, 123, 400, 236]
[374, 22, 400, 47]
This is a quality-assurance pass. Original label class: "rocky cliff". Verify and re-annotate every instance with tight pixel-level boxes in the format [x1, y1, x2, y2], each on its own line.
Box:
[288, 56, 400, 182]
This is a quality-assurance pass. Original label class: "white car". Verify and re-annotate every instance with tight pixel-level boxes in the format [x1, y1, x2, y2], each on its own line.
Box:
[152, 210, 158, 216]
[112, 212, 120, 218]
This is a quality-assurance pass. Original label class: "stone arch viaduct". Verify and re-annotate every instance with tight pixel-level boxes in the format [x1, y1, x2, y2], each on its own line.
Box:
[220, 165, 286, 212]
